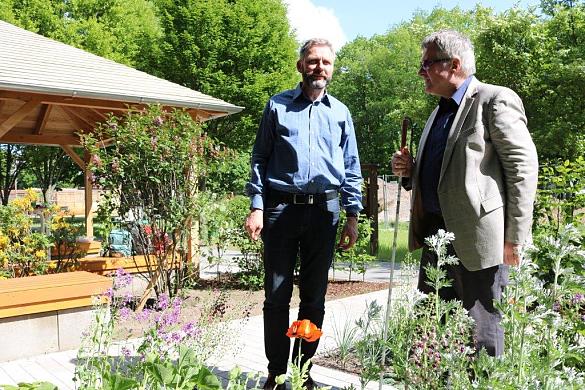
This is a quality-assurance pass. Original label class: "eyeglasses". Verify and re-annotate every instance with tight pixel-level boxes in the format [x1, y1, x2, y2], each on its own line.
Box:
[419, 58, 452, 71]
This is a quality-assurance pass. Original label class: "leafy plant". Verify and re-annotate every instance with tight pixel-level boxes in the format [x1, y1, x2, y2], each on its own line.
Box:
[0, 189, 51, 278]
[333, 213, 377, 281]
[81, 106, 217, 299]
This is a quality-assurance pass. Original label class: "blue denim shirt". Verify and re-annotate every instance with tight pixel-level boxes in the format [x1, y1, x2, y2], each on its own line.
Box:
[246, 84, 363, 214]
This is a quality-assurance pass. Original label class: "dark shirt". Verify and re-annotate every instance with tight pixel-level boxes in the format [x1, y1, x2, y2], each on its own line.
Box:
[420, 76, 473, 215]
[245, 83, 363, 213]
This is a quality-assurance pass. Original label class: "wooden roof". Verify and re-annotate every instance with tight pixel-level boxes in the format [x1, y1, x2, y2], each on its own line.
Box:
[0, 21, 243, 147]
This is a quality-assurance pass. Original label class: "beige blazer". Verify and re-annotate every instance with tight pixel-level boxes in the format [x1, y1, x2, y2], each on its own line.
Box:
[408, 78, 539, 271]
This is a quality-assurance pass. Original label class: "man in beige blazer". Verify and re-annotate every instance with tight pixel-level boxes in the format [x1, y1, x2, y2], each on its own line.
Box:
[392, 30, 538, 356]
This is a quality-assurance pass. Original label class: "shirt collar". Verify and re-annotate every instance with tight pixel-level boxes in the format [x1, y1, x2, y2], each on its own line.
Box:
[450, 75, 474, 106]
[293, 83, 331, 106]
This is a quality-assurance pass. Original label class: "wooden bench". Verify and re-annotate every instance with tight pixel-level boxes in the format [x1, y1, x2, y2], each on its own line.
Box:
[0, 271, 112, 361]
[0, 271, 111, 318]
[73, 254, 181, 275]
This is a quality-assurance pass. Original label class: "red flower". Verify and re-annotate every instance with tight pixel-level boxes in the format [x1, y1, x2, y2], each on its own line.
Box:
[286, 319, 322, 342]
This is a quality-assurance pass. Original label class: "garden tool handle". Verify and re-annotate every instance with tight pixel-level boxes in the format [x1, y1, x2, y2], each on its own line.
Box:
[401, 116, 412, 150]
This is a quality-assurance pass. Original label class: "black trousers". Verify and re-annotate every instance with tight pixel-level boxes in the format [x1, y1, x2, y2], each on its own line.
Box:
[261, 200, 339, 375]
[417, 213, 509, 357]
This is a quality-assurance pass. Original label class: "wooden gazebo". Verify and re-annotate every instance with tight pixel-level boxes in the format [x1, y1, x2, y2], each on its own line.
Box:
[0, 21, 243, 239]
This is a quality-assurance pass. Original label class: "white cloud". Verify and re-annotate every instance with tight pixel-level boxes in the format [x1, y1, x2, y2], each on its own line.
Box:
[282, 0, 347, 52]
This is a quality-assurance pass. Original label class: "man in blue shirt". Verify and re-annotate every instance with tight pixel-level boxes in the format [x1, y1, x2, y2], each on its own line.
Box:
[245, 38, 363, 389]
[392, 30, 538, 357]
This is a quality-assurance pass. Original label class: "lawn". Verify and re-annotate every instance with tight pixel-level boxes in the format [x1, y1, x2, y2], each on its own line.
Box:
[377, 222, 421, 263]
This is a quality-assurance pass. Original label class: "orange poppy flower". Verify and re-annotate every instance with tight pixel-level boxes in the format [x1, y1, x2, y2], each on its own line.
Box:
[286, 319, 322, 342]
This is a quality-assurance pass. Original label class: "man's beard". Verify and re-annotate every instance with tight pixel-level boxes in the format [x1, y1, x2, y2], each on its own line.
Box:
[302, 73, 330, 89]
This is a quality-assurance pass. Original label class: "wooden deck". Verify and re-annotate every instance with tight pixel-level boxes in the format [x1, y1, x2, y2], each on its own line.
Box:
[0, 290, 399, 389]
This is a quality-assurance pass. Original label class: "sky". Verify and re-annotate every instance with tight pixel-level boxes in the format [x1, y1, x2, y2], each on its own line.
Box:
[283, 0, 540, 50]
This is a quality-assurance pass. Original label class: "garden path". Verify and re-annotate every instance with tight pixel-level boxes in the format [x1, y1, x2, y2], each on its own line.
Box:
[0, 258, 414, 389]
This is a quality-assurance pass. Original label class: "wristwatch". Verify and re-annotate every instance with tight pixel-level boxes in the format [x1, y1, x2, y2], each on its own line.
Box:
[346, 212, 359, 218]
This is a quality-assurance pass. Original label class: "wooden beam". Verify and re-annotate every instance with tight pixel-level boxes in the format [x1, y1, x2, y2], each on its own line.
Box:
[0, 133, 81, 146]
[61, 145, 86, 170]
[0, 99, 40, 137]
[89, 109, 110, 121]
[62, 106, 95, 129]
[34, 104, 53, 135]
[61, 106, 92, 132]
[0, 91, 134, 111]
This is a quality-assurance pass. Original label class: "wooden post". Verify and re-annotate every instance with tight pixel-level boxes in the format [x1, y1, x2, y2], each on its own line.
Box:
[361, 164, 379, 255]
[83, 151, 94, 239]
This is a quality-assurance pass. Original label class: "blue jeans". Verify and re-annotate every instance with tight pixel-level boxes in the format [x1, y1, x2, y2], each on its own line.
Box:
[262, 200, 339, 375]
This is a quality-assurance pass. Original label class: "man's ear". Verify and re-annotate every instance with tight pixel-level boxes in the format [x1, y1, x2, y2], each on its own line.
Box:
[451, 56, 462, 72]
[296, 59, 303, 73]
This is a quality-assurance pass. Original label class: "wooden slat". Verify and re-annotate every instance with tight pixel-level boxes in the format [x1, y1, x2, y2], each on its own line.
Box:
[0, 132, 81, 146]
[0, 271, 111, 318]
[0, 99, 40, 137]
[60, 144, 85, 170]
[34, 104, 53, 135]
[0, 91, 131, 111]
[62, 106, 94, 130]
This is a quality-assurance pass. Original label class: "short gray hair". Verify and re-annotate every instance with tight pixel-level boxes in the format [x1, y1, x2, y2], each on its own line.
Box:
[422, 30, 476, 76]
[299, 38, 335, 60]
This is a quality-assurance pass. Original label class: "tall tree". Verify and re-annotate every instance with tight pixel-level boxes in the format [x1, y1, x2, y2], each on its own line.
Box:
[24, 147, 82, 204]
[330, 7, 488, 171]
[0, 145, 27, 205]
[475, 5, 585, 161]
[149, 0, 298, 149]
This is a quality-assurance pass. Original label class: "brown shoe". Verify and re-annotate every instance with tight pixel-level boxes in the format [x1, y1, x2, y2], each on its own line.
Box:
[263, 373, 286, 390]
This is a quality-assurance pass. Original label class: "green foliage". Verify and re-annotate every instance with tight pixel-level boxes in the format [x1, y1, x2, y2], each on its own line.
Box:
[199, 194, 263, 289]
[150, 0, 298, 149]
[330, 7, 486, 170]
[204, 149, 250, 196]
[22, 146, 82, 202]
[0, 189, 51, 278]
[81, 106, 213, 297]
[0, 0, 162, 69]
[475, 4, 585, 161]
[534, 157, 585, 233]
[333, 213, 376, 281]
[0, 382, 58, 390]
[532, 157, 585, 283]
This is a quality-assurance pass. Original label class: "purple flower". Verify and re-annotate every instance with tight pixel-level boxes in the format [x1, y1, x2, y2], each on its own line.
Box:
[135, 308, 152, 322]
[571, 293, 584, 306]
[182, 322, 200, 338]
[121, 347, 132, 357]
[90, 154, 102, 167]
[153, 116, 164, 126]
[157, 294, 170, 310]
[119, 307, 131, 320]
[103, 288, 114, 300]
[553, 301, 561, 312]
[111, 158, 120, 173]
[114, 268, 133, 289]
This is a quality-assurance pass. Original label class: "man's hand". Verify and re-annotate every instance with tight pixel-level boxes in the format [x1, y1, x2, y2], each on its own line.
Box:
[391, 147, 413, 177]
[504, 241, 522, 266]
[338, 217, 358, 250]
[245, 209, 263, 241]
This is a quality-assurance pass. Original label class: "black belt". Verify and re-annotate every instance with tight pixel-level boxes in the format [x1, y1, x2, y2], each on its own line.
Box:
[268, 189, 338, 205]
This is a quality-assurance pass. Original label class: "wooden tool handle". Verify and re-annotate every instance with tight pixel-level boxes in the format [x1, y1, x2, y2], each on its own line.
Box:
[401, 116, 411, 149]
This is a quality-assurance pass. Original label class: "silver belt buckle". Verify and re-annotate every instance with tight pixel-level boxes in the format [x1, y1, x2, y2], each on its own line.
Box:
[293, 194, 314, 204]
